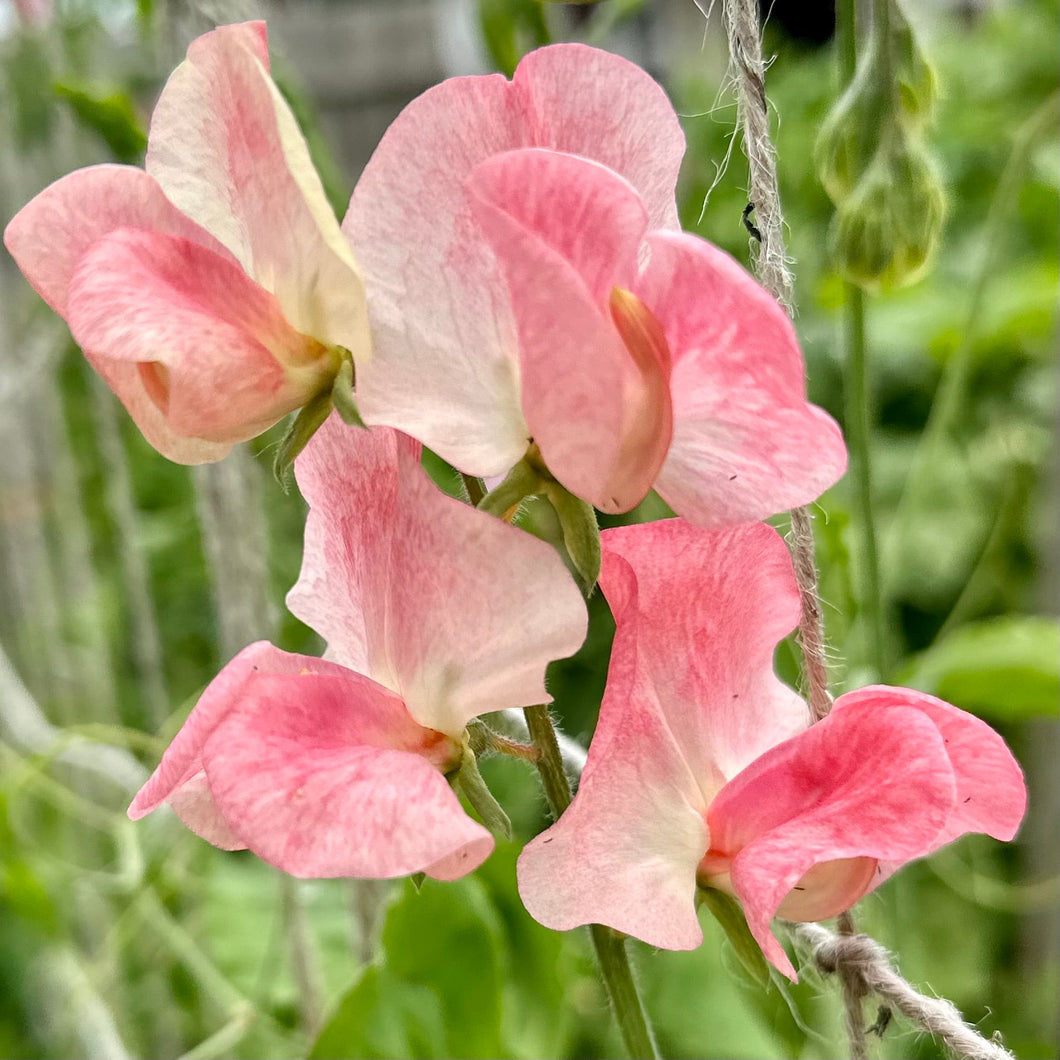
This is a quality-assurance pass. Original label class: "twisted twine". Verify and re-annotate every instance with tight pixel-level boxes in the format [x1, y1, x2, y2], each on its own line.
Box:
[797, 924, 1016, 1060]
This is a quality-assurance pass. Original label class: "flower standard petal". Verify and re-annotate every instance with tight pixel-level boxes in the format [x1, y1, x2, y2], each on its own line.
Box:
[345, 43, 685, 478]
[468, 149, 670, 512]
[200, 671, 492, 880]
[517, 552, 708, 949]
[599, 519, 810, 786]
[637, 232, 848, 526]
[288, 418, 588, 735]
[519, 520, 807, 944]
[705, 705, 956, 979]
[145, 22, 368, 357]
[68, 229, 336, 446]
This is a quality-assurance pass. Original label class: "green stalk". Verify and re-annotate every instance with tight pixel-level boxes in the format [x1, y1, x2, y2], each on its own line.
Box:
[523, 704, 658, 1059]
[844, 287, 887, 679]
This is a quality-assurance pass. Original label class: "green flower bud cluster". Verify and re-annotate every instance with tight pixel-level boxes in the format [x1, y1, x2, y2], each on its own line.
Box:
[815, 2, 947, 292]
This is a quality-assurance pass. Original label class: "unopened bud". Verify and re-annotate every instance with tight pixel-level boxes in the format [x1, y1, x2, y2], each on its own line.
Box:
[831, 131, 946, 292]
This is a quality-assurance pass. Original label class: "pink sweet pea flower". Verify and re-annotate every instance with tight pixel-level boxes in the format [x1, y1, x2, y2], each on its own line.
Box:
[517, 519, 1026, 978]
[346, 44, 846, 520]
[4, 22, 368, 464]
[128, 418, 587, 879]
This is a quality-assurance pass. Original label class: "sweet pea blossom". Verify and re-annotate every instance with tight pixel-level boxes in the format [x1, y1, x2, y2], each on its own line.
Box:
[128, 417, 587, 879]
[346, 44, 846, 521]
[4, 21, 368, 464]
[517, 519, 1026, 979]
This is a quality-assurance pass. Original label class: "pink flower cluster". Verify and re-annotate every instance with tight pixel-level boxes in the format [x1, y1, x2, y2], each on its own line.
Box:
[6, 23, 1025, 980]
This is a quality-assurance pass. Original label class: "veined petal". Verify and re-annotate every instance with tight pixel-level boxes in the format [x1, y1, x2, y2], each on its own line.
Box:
[517, 552, 707, 949]
[201, 671, 491, 880]
[639, 232, 848, 526]
[288, 418, 587, 735]
[513, 43, 684, 231]
[3, 164, 231, 318]
[833, 687, 1027, 848]
[145, 22, 368, 356]
[69, 229, 334, 446]
[468, 150, 667, 512]
[129, 642, 337, 819]
[600, 519, 810, 789]
[706, 705, 955, 979]
[344, 42, 684, 477]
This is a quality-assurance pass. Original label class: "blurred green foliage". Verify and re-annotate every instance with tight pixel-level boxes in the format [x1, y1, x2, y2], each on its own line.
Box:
[1, 1, 1057, 1058]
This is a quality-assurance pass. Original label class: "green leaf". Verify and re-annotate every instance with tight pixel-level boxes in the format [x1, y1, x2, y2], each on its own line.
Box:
[903, 616, 1060, 719]
[53, 82, 147, 163]
[697, 887, 771, 989]
[310, 877, 504, 1059]
[309, 965, 447, 1060]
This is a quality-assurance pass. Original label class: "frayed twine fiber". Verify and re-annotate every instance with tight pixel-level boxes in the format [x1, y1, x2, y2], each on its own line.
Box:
[797, 924, 1017, 1060]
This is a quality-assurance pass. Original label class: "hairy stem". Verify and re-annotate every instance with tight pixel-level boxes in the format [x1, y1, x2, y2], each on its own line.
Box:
[844, 287, 887, 679]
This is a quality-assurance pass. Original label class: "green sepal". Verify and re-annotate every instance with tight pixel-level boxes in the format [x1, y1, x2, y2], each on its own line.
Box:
[409, 872, 426, 892]
[454, 749, 512, 842]
[272, 387, 333, 490]
[697, 887, 771, 989]
[476, 455, 546, 520]
[542, 481, 601, 596]
[331, 351, 366, 427]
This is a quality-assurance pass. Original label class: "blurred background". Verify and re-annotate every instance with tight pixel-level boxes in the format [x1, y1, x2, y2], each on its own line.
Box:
[0, 0, 1057, 1057]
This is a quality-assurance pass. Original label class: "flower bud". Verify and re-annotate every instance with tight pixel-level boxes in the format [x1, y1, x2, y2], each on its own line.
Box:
[830, 130, 946, 292]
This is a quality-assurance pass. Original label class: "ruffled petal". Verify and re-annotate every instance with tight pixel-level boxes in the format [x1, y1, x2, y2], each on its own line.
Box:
[128, 642, 348, 819]
[145, 22, 368, 355]
[468, 149, 668, 512]
[706, 705, 955, 979]
[344, 70, 530, 477]
[200, 670, 491, 879]
[69, 229, 334, 446]
[833, 687, 1027, 848]
[517, 551, 707, 949]
[344, 42, 684, 477]
[288, 418, 587, 735]
[639, 232, 848, 526]
[600, 519, 810, 788]
[513, 43, 684, 230]
[3, 164, 230, 317]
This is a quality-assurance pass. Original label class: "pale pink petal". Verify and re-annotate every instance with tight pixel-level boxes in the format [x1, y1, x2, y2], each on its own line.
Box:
[167, 771, 245, 850]
[344, 43, 683, 477]
[707, 705, 955, 978]
[87, 356, 232, 464]
[513, 43, 684, 231]
[638, 232, 848, 526]
[69, 229, 334, 445]
[517, 553, 707, 949]
[202, 671, 491, 879]
[600, 519, 810, 789]
[3, 164, 231, 317]
[344, 72, 529, 477]
[833, 687, 1027, 848]
[145, 22, 367, 355]
[288, 418, 587, 735]
[468, 150, 667, 512]
[128, 642, 348, 819]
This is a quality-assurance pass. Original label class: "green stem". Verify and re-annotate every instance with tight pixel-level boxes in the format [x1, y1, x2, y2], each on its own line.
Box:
[523, 703, 658, 1059]
[589, 925, 659, 1060]
[844, 286, 887, 679]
